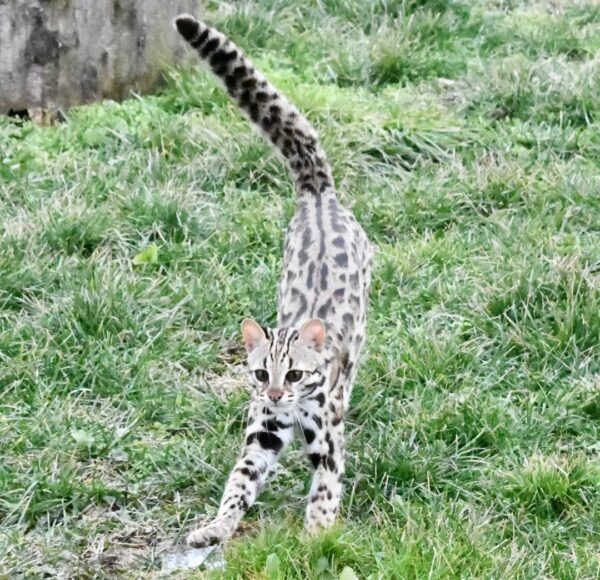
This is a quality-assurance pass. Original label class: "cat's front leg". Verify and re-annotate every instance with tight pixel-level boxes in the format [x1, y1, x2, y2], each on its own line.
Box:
[299, 398, 345, 533]
[187, 405, 294, 547]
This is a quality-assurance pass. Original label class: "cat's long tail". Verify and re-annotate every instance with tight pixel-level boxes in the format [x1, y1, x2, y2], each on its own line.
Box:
[174, 14, 333, 197]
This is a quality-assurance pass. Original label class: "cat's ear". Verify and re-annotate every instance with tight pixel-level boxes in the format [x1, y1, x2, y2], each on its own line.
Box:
[241, 318, 268, 353]
[297, 319, 326, 352]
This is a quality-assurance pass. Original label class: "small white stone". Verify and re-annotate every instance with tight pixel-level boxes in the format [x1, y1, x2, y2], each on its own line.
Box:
[161, 546, 225, 573]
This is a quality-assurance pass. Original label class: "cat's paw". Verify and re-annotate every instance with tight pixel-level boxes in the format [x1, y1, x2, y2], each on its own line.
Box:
[305, 503, 336, 533]
[187, 519, 232, 547]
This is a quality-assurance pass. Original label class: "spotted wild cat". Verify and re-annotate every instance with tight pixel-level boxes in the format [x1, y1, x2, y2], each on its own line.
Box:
[174, 13, 372, 546]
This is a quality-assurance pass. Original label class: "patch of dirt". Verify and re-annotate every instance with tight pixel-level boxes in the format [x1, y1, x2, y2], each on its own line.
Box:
[203, 363, 248, 398]
[84, 523, 176, 576]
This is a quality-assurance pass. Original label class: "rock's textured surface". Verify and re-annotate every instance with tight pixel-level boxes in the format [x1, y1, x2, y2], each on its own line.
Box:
[0, 0, 201, 114]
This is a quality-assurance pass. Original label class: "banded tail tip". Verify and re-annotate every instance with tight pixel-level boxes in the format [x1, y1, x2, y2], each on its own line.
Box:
[174, 14, 199, 41]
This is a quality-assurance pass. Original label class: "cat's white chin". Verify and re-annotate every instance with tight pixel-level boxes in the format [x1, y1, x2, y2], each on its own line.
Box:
[265, 400, 296, 413]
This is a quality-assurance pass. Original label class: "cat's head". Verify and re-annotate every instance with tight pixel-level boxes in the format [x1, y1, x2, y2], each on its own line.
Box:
[241, 318, 326, 408]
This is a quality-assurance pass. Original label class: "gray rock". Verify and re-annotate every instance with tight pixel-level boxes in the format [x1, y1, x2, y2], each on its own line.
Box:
[0, 0, 201, 114]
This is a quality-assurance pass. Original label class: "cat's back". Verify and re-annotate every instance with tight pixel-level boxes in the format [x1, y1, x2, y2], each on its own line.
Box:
[278, 192, 371, 347]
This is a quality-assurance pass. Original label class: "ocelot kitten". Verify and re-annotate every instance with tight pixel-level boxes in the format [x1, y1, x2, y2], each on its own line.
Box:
[175, 14, 372, 547]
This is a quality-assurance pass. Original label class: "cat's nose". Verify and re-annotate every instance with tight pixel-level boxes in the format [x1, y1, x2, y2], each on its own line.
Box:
[268, 389, 284, 402]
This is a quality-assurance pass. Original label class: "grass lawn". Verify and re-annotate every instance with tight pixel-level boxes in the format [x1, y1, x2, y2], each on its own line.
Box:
[1, 0, 599, 577]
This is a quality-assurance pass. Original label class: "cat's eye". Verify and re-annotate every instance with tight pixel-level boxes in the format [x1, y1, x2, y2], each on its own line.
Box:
[286, 370, 303, 383]
[254, 369, 269, 382]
